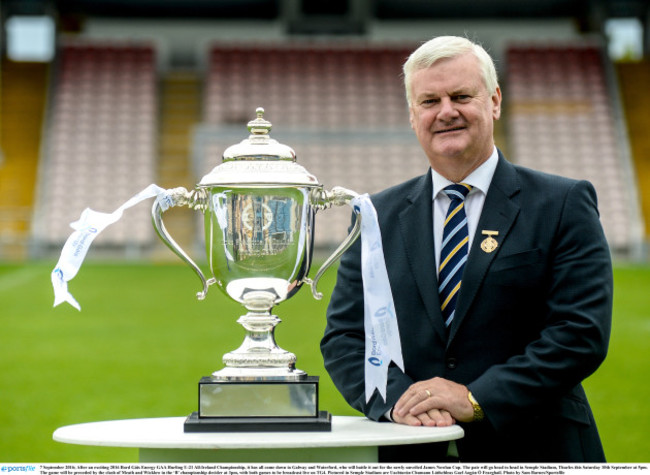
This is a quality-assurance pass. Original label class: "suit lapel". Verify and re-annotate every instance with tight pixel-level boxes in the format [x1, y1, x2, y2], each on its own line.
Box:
[448, 154, 521, 343]
[398, 171, 448, 341]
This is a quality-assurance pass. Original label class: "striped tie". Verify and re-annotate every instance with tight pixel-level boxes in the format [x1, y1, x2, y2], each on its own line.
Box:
[438, 183, 472, 328]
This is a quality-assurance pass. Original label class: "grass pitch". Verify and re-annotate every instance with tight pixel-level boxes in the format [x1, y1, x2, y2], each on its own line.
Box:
[0, 261, 648, 462]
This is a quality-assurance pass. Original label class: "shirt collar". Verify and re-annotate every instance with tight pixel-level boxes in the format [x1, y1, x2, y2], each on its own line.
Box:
[431, 146, 499, 200]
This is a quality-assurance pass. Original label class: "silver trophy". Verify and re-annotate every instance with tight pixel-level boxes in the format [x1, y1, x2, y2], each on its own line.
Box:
[152, 108, 360, 432]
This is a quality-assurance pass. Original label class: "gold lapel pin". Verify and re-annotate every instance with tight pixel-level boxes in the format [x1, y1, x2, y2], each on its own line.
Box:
[480, 230, 499, 253]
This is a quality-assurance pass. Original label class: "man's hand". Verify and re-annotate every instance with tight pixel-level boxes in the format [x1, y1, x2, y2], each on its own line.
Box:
[393, 377, 475, 424]
[392, 406, 456, 427]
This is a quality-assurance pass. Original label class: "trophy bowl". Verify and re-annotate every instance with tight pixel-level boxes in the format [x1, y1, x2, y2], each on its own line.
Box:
[152, 108, 360, 431]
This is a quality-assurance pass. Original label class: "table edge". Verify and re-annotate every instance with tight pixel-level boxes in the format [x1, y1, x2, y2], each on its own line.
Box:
[53, 415, 464, 450]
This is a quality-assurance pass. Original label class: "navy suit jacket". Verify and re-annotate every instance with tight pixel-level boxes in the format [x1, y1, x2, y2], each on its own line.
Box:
[321, 152, 613, 462]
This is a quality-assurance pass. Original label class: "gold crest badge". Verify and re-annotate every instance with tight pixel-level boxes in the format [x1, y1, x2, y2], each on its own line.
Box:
[480, 230, 499, 253]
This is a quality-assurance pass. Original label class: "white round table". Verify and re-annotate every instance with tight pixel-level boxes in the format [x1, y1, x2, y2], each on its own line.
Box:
[53, 416, 464, 462]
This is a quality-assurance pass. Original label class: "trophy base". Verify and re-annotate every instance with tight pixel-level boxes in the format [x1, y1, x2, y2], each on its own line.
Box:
[188, 375, 331, 432]
[199, 375, 320, 417]
[184, 410, 332, 433]
[212, 366, 307, 381]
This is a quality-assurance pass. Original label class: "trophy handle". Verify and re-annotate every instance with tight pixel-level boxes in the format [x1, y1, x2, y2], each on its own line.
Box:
[306, 186, 362, 300]
[152, 187, 213, 300]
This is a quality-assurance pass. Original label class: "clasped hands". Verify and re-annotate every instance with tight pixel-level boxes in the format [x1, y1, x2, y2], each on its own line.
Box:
[392, 377, 475, 427]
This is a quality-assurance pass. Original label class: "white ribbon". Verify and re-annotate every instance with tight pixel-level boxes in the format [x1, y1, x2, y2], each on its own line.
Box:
[51, 184, 170, 310]
[351, 194, 404, 403]
[51, 185, 404, 404]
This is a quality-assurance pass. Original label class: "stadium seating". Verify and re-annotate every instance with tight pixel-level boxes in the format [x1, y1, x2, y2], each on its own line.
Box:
[30, 39, 644, 255]
[32, 40, 158, 251]
[506, 43, 644, 252]
[204, 44, 412, 129]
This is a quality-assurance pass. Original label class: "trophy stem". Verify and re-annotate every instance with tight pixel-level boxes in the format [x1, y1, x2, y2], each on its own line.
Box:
[213, 291, 306, 381]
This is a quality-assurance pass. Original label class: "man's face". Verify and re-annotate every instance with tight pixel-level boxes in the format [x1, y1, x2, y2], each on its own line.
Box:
[408, 52, 502, 181]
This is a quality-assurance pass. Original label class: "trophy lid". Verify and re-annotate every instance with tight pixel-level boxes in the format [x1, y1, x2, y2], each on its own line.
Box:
[198, 107, 320, 187]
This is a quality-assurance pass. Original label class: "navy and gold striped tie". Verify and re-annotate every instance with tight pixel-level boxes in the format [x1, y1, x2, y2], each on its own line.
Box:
[438, 183, 472, 328]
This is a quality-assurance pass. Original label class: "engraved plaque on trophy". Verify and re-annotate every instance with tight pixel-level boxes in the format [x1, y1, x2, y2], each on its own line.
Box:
[152, 108, 361, 432]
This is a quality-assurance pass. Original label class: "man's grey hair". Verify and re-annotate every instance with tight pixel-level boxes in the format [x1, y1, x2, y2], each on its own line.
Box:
[403, 36, 499, 106]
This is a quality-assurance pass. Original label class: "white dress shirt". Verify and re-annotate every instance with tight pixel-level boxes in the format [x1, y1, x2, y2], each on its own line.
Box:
[431, 146, 499, 275]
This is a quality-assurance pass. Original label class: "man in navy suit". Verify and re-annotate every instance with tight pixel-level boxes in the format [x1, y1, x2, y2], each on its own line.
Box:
[321, 36, 613, 462]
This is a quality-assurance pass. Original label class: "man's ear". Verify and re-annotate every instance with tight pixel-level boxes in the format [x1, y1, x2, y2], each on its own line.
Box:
[492, 87, 502, 120]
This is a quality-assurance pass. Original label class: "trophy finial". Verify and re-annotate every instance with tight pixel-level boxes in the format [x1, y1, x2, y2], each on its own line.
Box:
[247, 106, 272, 135]
[219, 106, 299, 164]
